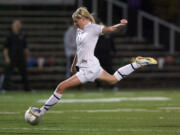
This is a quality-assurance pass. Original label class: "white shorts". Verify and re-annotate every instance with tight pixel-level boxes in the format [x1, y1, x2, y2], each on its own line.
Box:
[76, 60, 103, 83]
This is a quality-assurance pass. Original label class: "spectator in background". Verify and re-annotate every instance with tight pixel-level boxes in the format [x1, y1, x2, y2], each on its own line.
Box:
[48, 56, 56, 67]
[37, 57, 45, 69]
[63, 25, 76, 78]
[95, 21, 117, 90]
[27, 57, 36, 68]
[0, 20, 31, 92]
[95, 34, 116, 73]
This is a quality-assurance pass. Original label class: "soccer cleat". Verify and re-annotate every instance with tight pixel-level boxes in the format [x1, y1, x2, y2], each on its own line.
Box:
[135, 56, 158, 66]
[29, 107, 42, 117]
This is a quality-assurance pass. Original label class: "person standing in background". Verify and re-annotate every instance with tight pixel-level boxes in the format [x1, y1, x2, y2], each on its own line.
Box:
[0, 20, 31, 92]
[63, 25, 76, 78]
[95, 34, 116, 76]
[95, 33, 116, 90]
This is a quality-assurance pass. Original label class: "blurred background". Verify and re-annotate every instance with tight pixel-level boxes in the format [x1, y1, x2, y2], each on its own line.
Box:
[0, 0, 180, 91]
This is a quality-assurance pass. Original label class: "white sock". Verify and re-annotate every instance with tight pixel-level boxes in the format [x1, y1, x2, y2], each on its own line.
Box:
[114, 62, 141, 81]
[40, 91, 62, 115]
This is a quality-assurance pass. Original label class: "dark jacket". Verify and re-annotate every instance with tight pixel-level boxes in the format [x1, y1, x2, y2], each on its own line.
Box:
[3, 31, 27, 60]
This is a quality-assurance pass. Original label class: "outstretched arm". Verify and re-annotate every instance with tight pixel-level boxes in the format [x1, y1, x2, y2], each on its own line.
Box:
[102, 19, 128, 34]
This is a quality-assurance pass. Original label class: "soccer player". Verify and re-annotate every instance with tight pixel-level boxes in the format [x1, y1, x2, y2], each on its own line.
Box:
[30, 7, 157, 118]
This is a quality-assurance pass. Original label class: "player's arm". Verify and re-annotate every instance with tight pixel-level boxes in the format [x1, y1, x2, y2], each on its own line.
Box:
[102, 19, 128, 34]
[3, 34, 11, 64]
[71, 54, 77, 74]
[3, 48, 10, 64]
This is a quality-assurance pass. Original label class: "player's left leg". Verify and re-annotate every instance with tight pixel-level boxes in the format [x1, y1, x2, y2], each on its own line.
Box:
[30, 74, 81, 117]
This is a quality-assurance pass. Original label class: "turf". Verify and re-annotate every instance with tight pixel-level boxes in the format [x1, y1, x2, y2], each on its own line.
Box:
[0, 89, 180, 135]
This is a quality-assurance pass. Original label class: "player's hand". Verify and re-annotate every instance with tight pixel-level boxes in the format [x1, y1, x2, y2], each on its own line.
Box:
[71, 66, 77, 74]
[120, 19, 128, 25]
[5, 58, 11, 64]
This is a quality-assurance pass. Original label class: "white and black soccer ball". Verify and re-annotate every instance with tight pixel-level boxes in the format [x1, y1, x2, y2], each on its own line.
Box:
[25, 107, 41, 125]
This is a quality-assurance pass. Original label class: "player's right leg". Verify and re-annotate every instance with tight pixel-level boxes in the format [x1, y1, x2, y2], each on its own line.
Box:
[113, 56, 157, 81]
[2, 63, 14, 91]
[97, 56, 157, 84]
[30, 74, 81, 117]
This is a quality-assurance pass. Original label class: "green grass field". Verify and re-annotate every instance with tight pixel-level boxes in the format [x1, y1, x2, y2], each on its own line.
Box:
[0, 89, 180, 135]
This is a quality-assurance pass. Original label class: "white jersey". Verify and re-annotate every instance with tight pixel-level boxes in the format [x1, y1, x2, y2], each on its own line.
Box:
[76, 22, 104, 68]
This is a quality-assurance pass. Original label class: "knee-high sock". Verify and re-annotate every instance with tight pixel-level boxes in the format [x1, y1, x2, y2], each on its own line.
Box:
[40, 91, 62, 115]
[114, 62, 141, 81]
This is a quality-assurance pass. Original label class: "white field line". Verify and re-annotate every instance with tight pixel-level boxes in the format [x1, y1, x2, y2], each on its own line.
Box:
[158, 107, 180, 110]
[0, 127, 176, 133]
[0, 109, 160, 115]
[1, 106, 180, 115]
[0, 112, 20, 114]
[38, 97, 170, 103]
[0, 108, 160, 115]
[0, 127, 94, 131]
[48, 108, 160, 114]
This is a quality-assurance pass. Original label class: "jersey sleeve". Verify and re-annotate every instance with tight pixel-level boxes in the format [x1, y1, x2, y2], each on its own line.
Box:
[92, 24, 104, 36]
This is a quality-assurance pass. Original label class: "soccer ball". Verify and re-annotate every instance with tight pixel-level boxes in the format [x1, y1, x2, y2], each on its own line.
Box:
[25, 107, 41, 125]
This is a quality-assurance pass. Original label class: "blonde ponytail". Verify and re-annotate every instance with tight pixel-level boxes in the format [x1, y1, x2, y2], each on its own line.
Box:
[88, 13, 95, 24]
[72, 7, 96, 24]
